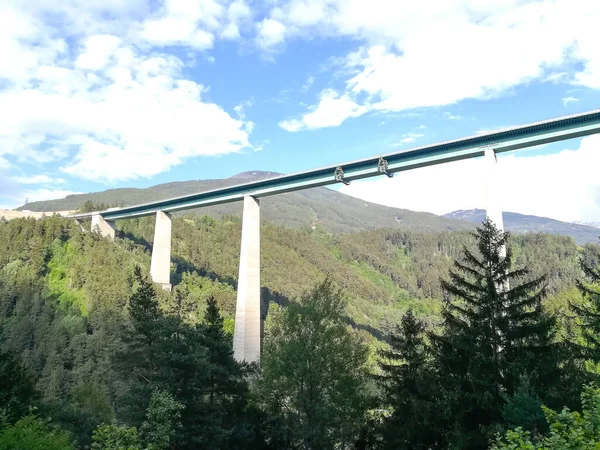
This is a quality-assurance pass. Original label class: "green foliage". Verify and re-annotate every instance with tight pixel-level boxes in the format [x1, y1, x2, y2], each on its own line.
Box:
[572, 257, 600, 363]
[0, 350, 37, 423]
[116, 266, 177, 424]
[0, 415, 74, 450]
[492, 384, 600, 449]
[91, 423, 141, 450]
[256, 279, 370, 449]
[432, 220, 581, 449]
[0, 213, 599, 450]
[376, 309, 443, 449]
[140, 390, 183, 450]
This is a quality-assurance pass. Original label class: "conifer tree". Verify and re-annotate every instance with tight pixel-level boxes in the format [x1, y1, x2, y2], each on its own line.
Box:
[571, 259, 600, 362]
[0, 351, 38, 423]
[377, 309, 443, 450]
[117, 266, 173, 424]
[179, 296, 251, 449]
[432, 219, 562, 449]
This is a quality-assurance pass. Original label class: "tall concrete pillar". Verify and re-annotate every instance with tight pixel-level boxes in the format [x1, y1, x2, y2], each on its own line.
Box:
[233, 196, 261, 363]
[485, 148, 505, 233]
[485, 148, 508, 281]
[74, 219, 85, 232]
[150, 211, 172, 292]
[91, 213, 115, 240]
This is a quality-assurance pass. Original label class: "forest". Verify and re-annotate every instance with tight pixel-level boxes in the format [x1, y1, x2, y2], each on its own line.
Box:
[1, 212, 600, 449]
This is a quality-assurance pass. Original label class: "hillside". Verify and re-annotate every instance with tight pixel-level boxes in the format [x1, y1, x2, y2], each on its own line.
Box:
[18, 172, 600, 245]
[445, 209, 600, 245]
[1, 214, 599, 447]
[18, 171, 473, 234]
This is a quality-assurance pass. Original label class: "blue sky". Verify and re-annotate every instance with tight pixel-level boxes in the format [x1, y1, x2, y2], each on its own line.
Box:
[1, 0, 600, 222]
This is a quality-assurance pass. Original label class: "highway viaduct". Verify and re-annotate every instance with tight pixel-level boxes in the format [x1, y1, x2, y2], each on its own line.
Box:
[71, 109, 600, 364]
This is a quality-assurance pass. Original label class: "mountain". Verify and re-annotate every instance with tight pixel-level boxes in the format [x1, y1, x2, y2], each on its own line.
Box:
[445, 209, 600, 245]
[18, 171, 473, 234]
[574, 221, 600, 229]
[17, 172, 599, 244]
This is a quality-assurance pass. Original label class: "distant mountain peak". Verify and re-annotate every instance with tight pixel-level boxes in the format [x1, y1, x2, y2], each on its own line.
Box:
[229, 171, 283, 180]
[574, 221, 600, 229]
[444, 209, 484, 220]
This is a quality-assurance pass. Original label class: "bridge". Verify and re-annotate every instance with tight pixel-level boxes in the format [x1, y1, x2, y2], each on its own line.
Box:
[72, 109, 600, 363]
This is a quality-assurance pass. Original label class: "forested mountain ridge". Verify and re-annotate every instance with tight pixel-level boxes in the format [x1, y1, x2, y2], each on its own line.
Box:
[17, 171, 599, 243]
[2, 214, 600, 448]
[16, 171, 475, 234]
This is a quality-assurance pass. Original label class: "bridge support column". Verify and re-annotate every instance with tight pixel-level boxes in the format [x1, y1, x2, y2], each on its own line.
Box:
[485, 147, 508, 267]
[233, 196, 261, 363]
[485, 148, 505, 233]
[91, 213, 115, 240]
[150, 211, 172, 292]
[74, 219, 85, 232]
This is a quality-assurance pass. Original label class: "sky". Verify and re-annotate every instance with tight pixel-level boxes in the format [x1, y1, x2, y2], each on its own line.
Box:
[1, 0, 600, 222]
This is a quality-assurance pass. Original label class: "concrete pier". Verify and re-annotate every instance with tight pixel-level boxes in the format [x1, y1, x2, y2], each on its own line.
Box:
[485, 148, 505, 233]
[485, 147, 508, 284]
[91, 213, 115, 240]
[150, 211, 172, 291]
[233, 196, 261, 363]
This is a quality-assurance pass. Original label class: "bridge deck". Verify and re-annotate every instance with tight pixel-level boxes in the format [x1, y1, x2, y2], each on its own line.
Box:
[72, 109, 600, 221]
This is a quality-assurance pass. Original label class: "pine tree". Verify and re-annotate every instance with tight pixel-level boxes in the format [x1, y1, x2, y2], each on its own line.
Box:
[0, 351, 38, 423]
[116, 266, 174, 425]
[377, 309, 443, 450]
[178, 296, 251, 449]
[571, 259, 600, 362]
[432, 219, 562, 449]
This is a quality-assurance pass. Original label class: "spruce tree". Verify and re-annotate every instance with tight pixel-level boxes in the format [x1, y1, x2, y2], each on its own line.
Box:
[179, 296, 251, 449]
[377, 309, 443, 450]
[117, 266, 173, 425]
[432, 219, 562, 449]
[0, 351, 38, 423]
[572, 259, 600, 362]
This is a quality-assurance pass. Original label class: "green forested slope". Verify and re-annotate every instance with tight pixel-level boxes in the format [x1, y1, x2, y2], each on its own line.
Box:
[1, 214, 595, 337]
[1, 214, 599, 448]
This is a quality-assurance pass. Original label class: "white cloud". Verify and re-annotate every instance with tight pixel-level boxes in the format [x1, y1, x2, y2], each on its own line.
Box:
[0, 1, 253, 183]
[23, 189, 83, 203]
[233, 99, 253, 119]
[476, 125, 518, 136]
[392, 132, 424, 146]
[301, 75, 315, 92]
[140, 18, 215, 49]
[272, 0, 600, 128]
[562, 96, 579, 107]
[256, 18, 286, 48]
[279, 89, 367, 131]
[12, 175, 60, 185]
[278, 119, 304, 133]
[137, 0, 243, 48]
[75, 35, 122, 70]
[221, 0, 252, 39]
[444, 112, 463, 120]
[341, 135, 600, 223]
